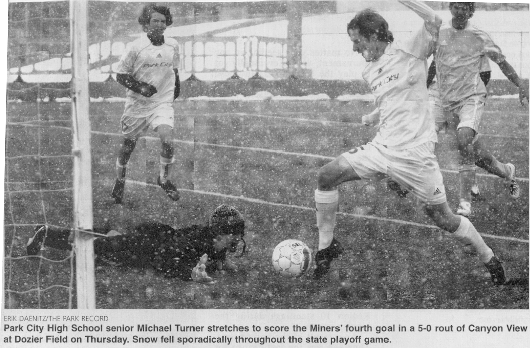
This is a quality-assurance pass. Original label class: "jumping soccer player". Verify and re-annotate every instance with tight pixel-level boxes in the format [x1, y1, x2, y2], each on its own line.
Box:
[27, 205, 246, 282]
[432, 2, 527, 216]
[313, 1, 506, 286]
[111, 4, 181, 204]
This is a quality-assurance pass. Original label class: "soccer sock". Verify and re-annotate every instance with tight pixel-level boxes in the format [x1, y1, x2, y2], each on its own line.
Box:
[474, 139, 511, 179]
[458, 167, 474, 203]
[159, 155, 174, 184]
[475, 155, 511, 179]
[115, 158, 126, 181]
[453, 217, 494, 263]
[315, 189, 339, 250]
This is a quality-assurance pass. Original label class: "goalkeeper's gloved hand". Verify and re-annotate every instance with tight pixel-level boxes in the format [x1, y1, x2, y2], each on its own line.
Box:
[362, 112, 379, 126]
[191, 254, 215, 283]
[139, 83, 157, 98]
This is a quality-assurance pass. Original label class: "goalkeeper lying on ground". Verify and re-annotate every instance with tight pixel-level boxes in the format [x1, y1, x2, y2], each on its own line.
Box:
[26, 205, 246, 283]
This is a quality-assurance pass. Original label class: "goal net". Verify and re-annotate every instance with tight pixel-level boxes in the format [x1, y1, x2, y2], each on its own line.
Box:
[5, 0, 96, 309]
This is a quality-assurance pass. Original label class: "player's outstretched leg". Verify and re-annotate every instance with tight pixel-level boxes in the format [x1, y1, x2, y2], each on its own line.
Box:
[111, 177, 125, 204]
[157, 154, 179, 201]
[112, 138, 137, 204]
[484, 255, 506, 286]
[425, 203, 506, 286]
[314, 189, 342, 279]
[456, 127, 477, 216]
[473, 138, 520, 199]
[506, 163, 520, 199]
[157, 130, 180, 201]
[314, 238, 344, 279]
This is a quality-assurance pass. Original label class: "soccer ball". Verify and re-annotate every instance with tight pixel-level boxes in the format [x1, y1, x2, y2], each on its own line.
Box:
[271, 239, 312, 278]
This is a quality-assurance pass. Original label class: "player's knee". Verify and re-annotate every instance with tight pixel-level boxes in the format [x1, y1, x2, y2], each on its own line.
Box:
[424, 203, 460, 232]
[456, 132, 475, 163]
[457, 127, 475, 145]
[317, 165, 338, 190]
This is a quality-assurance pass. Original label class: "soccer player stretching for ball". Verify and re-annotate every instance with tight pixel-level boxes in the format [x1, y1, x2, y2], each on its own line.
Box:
[26, 205, 245, 283]
[111, 4, 181, 204]
[432, 2, 528, 216]
[313, 1, 506, 286]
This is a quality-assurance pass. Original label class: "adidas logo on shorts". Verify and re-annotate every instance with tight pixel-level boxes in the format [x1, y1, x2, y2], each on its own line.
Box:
[433, 187, 442, 195]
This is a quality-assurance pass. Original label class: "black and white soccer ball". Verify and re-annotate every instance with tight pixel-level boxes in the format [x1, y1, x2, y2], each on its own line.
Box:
[271, 239, 312, 278]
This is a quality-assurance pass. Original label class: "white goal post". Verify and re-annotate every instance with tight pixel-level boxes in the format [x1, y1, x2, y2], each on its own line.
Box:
[70, 0, 96, 309]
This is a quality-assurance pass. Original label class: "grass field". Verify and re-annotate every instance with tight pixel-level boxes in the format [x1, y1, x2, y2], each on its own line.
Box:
[4, 98, 529, 309]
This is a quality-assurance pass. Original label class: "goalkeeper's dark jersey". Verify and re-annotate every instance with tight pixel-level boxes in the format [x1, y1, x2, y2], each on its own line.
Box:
[94, 222, 227, 280]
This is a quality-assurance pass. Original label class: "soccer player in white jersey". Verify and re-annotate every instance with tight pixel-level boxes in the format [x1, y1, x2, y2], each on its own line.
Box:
[313, 1, 506, 286]
[111, 4, 181, 204]
[428, 56, 491, 199]
[432, 2, 528, 217]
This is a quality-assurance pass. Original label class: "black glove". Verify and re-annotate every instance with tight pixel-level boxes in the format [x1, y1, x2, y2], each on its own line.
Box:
[139, 83, 157, 97]
[116, 73, 157, 97]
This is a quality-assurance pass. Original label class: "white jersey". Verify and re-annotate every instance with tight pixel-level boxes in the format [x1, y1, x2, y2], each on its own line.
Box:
[116, 34, 180, 117]
[363, 25, 437, 150]
[435, 19, 504, 106]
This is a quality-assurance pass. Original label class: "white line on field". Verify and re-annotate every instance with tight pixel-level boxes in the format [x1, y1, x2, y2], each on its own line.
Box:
[93, 131, 529, 183]
[129, 179, 528, 244]
[6, 124, 529, 182]
[88, 113, 530, 140]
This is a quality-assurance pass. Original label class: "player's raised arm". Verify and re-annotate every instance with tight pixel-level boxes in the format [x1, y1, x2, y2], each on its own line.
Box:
[399, 0, 442, 35]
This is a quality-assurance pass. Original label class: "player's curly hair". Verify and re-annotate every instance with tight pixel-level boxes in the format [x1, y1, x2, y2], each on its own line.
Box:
[346, 8, 394, 43]
[210, 204, 247, 256]
[209, 205, 245, 235]
[138, 4, 173, 29]
[449, 2, 475, 15]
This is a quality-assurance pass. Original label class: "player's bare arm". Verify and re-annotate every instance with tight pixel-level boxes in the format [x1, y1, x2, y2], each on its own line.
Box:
[497, 60, 529, 105]
[116, 73, 157, 97]
[399, 0, 442, 35]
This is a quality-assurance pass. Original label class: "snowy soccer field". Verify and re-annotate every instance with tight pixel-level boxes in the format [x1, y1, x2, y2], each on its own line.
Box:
[4, 98, 528, 309]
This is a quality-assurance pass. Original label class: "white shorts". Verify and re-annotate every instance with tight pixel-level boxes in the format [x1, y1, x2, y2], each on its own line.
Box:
[447, 95, 486, 133]
[120, 103, 174, 139]
[341, 141, 447, 205]
[429, 85, 451, 132]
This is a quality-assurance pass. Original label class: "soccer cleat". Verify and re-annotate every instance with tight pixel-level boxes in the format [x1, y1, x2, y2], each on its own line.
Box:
[157, 177, 180, 201]
[484, 255, 506, 286]
[111, 178, 125, 204]
[27, 225, 48, 255]
[387, 179, 409, 198]
[456, 201, 471, 217]
[313, 238, 344, 280]
[506, 163, 520, 199]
